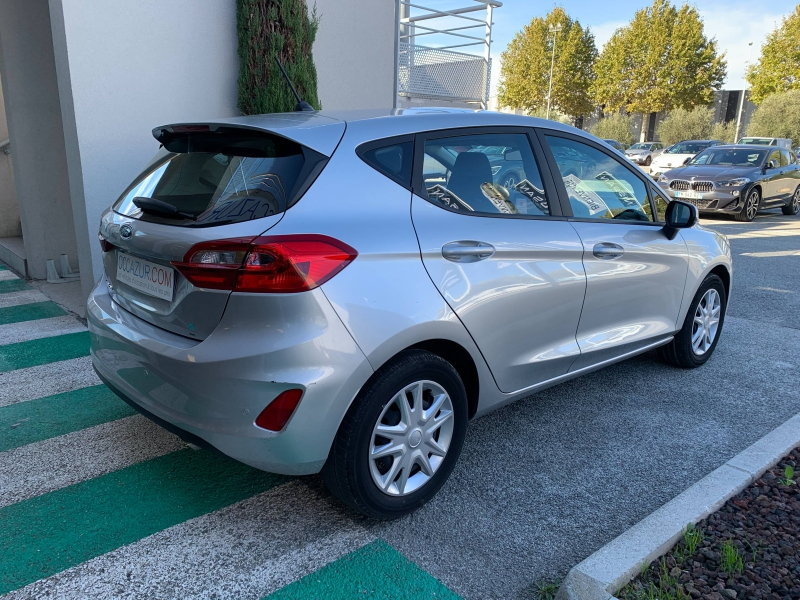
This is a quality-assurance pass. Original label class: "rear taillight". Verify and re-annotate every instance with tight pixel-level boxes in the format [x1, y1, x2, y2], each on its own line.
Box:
[255, 389, 304, 431]
[172, 235, 357, 293]
[98, 232, 114, 253]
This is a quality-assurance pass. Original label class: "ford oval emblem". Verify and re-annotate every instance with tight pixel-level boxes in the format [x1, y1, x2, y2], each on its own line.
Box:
[120, 224, 133, 239]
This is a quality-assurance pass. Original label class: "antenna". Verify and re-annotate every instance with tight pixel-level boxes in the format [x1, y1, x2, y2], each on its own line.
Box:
[274, 57, 314, 112]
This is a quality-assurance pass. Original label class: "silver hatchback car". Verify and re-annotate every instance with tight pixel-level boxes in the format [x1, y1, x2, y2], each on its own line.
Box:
[89, 108, 732, 519]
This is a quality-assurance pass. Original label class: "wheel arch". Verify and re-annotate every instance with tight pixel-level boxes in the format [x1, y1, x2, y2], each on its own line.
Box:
[709, 264, 731, 299]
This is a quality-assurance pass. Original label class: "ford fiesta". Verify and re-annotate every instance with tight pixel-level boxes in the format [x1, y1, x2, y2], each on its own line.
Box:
[89, 109, 732, 519]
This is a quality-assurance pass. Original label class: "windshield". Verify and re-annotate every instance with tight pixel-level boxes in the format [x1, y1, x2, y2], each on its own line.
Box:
[689, 148, 767, 166]
[113, 130, 323, 227]
[629, 143, 652, 150]
[665, 142, 711, 155]
[738, 137, 772, 145]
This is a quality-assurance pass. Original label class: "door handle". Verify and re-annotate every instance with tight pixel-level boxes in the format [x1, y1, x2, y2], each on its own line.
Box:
[442, 241, 495, 263]
[592, 243, 625, 260]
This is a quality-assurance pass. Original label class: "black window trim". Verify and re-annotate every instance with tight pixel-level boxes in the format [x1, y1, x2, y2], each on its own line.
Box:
[534, 127, 664, 227]
[410, 125, 566, 221]
[356, 134, 415, 191]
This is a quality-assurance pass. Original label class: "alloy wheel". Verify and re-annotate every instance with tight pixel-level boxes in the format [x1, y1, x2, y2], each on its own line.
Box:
[691, 288, 721, 355]
[745, 191, 759, 220]
[794, 188, 800, 213]
[369, 380, 455, 496]
[502, 175, 517, 189]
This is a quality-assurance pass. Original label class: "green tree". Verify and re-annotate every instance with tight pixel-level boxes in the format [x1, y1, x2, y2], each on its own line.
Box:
[498, 8, 597, 121]
[747, 89, 800, 146]
[590, 113, 635, 146]
[747, 6, 800, 104]
[237, 0, 320, 115]
[592, 0, 726, 114]
[711, 120, 737, 143]
[656, 107, 714, 145]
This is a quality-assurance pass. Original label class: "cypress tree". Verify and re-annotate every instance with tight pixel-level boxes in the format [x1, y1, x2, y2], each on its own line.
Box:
[237, 0, 321, 115]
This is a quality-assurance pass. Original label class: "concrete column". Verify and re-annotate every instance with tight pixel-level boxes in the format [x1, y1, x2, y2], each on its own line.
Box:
[313, 0, 397, 110]
[0, 0, 78, 279]
[48, 0, 240, 299]
[0, 80, 21, 239]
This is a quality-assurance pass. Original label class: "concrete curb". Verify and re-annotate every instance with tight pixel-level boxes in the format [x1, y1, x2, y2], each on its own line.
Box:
[555, 412, 800, 600]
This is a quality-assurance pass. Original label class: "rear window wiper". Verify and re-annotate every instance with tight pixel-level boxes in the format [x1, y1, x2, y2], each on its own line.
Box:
[132, 197, 196, 221]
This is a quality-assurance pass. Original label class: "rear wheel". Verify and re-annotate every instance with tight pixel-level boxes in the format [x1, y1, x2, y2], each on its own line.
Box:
[658, 274, 726, 368]
[782, 186, 800, 216]
[321, 350, 468, 520]
[734, 188, 760, 222]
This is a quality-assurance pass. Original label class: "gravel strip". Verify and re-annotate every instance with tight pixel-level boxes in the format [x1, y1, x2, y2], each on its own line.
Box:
[620, 447, 800, 600]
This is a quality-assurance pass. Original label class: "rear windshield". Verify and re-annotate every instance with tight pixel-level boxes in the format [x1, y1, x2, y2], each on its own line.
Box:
[113, 128, 325, 227]
[738, 137, 772, 145]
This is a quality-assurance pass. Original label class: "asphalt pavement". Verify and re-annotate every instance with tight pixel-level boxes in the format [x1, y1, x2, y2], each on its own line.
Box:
[1, 210, 798, 599]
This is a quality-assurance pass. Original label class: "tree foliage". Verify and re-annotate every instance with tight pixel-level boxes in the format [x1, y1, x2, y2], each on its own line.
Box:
[589, 113, 635, 146]
[747, 89, 800, 146]
[237, 0, 320, 115]
[498, 7, 597, 119]
[747, 6, 800, 104]
[656, 107, 714, 145]
[592, 0, 726, 114]
[711, 120, 737, 144]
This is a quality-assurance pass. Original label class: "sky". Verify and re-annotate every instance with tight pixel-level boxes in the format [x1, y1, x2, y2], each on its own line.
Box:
[482, 0, 798, 98]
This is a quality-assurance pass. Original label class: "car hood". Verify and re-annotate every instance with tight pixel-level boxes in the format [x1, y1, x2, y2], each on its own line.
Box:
[626, 149, 648, 155]
[665, 165, 760, 180]
[653, 153, 694, 167]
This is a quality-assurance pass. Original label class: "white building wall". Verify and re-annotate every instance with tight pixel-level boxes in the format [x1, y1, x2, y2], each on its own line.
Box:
[49, 0, 240, 298]
[312, 0, 398, 110]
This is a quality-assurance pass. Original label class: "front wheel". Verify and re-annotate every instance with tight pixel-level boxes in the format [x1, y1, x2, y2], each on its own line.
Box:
[782, 187, 800, 216]
[321, 350, 468, 520]
[658, 273, 727, 368]
[644, 155, 652, 167]
[735, 188, 760, 222]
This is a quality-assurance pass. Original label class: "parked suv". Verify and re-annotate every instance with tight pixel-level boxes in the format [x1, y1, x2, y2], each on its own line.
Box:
[658, 145, 800, 221]
[89, 109, 732, 519]
[625, 141, 665, 166]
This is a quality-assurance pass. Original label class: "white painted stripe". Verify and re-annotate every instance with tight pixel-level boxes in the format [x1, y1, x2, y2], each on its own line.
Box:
[0, 289, 49, 308]
[0, 356, 100, 407]
[0, 415, 185, 508]
[4, 481, 374, 599]
[0, 269, 20, 281]
[0, 316, 86, 346]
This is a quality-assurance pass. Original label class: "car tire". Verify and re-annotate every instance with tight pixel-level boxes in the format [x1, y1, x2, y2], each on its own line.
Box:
[781, 186, 800, 216]
[321, 349, 468, 520]
[657, 273, 727, 369]
[734, 187, 760, 222]
[644, 155, 652, 167]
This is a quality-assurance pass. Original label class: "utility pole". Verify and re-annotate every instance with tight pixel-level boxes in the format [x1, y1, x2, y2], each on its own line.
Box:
[546, 23, 562, 120]
[734, 41, 753, 143]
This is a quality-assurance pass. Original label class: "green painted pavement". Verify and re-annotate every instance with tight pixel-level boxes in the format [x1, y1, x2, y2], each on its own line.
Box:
[0, 385, 135, 451]
[0, 331, 90, 373]
[0, 449, 289, 594]
[267, 540, 461, 599]
[0, 264, 6, 269]
[0, 301, 66, 326]
[0, 279, 30, 294]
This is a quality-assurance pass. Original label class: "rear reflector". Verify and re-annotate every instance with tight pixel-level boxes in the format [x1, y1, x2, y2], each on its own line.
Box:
[255, 389, 304, 431]
[172, 234, 357, 293]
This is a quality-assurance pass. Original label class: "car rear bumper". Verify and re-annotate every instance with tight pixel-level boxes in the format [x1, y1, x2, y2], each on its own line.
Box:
[88, 276, 373, 475]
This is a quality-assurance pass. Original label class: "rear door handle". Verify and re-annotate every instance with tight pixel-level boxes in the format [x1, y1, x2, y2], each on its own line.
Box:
[442, 241, 495, 263]
[592, 243, 624, 260]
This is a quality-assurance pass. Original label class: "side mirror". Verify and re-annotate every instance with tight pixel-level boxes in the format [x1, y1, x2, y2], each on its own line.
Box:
[682, 157, 692, 165]
[663, 200, 698, 240]
[766, 159, 778, 170]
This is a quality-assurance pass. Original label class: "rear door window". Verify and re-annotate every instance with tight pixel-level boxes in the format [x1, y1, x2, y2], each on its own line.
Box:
[419, 133, 552, 216]
[114, 128, 325, 227]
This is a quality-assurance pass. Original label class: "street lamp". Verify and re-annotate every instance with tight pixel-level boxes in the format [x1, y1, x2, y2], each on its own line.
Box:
[546, 23, 563, 120]
[734, 41, 753, 143]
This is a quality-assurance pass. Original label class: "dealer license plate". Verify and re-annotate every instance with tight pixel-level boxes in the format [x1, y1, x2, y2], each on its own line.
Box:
[675, 190, 702, 200]
[116, 251, 175, 301]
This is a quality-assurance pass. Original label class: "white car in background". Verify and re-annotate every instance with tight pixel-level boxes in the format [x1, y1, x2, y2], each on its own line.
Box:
[650, 140, 723, 179]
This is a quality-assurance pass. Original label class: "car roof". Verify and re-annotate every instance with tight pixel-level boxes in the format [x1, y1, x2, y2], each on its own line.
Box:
[708, 144, 776, 150]
[155, 108, 584, 156]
